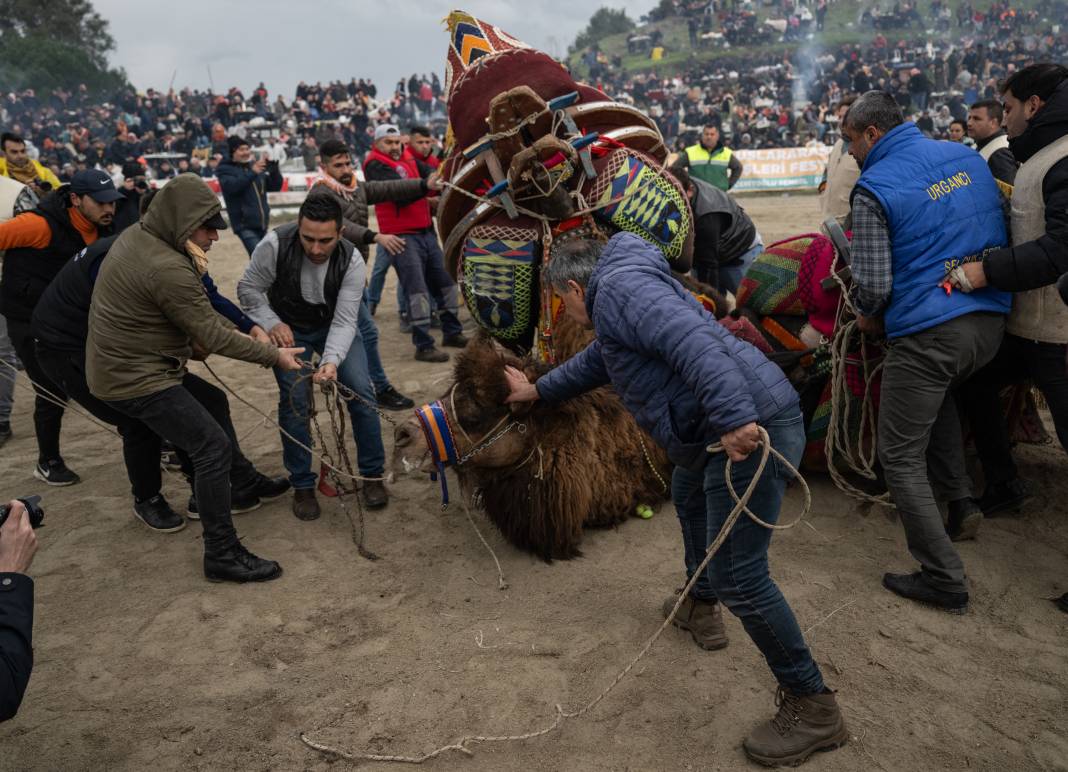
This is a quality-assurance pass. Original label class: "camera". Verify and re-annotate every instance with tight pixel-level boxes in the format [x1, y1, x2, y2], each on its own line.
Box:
[0, 496, 45, 529]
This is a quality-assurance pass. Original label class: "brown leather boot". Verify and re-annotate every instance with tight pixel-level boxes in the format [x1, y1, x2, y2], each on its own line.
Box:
[743, 687, 848, 766]
[361, 479, 389, 509]
[661, 591, 729, 650]
[292, 488, 320, 521]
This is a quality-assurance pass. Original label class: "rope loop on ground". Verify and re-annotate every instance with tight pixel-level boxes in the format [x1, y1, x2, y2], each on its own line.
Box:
[299, 428, 810, 764]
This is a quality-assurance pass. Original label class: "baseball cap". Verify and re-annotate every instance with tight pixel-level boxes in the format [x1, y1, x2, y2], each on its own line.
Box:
[374, 123, 400, 141]
[70, 169, 125, 203]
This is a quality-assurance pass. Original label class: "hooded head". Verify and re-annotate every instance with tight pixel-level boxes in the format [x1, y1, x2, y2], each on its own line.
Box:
[140, 173, 225, 253]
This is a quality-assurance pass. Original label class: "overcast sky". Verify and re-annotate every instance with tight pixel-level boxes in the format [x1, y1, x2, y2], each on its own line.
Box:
[93, 1, 650, 98]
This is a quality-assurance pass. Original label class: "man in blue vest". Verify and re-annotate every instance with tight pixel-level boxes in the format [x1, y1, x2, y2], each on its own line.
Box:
[842, 91, 1011, 613]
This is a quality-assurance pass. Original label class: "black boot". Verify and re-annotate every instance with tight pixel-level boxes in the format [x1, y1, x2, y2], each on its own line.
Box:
[375, 385, 415, 411]
[883, 572, 968, 614]
[946, 497, 982, 542]
[235, 473, 290, 502]
[204, 543, 282, 583]
[979, 479, 1033, 518]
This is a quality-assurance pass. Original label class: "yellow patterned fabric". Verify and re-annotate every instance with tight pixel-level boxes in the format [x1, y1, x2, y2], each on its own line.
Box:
[592, 151, 691, 261]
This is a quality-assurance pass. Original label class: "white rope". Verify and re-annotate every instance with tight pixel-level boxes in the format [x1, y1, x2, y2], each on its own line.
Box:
[0, 358, 121, 438]
[300, 429, 811, 764]
[823, 254, 892, 506]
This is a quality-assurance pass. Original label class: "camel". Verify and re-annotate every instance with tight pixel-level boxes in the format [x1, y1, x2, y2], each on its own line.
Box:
[393, 321, 672, 561]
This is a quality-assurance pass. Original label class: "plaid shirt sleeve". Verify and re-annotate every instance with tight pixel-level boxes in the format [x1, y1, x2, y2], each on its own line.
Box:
[849, 190, 894, 317]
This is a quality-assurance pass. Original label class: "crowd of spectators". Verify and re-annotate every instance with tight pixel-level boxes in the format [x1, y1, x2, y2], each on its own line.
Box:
[3, 0, 1067, 186]
[587, 0, 1067, 151]
[0, 73, 446, 188]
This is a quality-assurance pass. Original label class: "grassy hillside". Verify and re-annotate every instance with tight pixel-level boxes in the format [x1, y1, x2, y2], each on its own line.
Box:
[568, 0, 1052, 78]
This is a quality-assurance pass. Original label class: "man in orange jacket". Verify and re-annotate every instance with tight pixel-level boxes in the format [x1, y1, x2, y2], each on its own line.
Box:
[0, 169, 121, 485]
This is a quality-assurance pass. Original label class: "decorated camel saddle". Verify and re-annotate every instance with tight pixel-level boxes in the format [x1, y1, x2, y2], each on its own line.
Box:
[438, 10, 693, 361]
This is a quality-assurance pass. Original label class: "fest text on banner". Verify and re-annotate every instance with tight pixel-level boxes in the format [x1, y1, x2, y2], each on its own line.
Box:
[732, 145, 833, 193]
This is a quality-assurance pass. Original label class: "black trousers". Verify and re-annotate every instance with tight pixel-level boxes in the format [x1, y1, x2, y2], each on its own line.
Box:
[958, 334, 1068, 487]
[106, 374, 260, 552]
[37, 345, 164, 501]
[4, 317, 66, 463]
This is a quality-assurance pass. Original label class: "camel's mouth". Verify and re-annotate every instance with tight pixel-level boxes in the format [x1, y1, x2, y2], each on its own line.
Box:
[392, 419, 434, 476]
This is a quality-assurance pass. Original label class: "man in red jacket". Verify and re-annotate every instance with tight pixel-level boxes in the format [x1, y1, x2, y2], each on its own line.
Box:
[363, 124, 466, 362]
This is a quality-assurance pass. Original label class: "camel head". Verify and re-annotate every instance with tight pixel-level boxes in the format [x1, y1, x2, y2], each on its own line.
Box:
[393, 333, 537, 476]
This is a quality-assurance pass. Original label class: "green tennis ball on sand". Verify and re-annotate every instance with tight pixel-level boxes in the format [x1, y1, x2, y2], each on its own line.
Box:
[636, 504, 654, 519]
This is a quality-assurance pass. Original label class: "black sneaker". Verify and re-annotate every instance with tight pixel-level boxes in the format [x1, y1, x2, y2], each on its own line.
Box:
[33, 458, 80, 487]
[375, 385, 415, 411]
[0, 423, 11, 449]
[133, 495, 186, 533]
[414, 346, 449, 363]
[187, 490, 263, 520]
[882, 571, 968, 614]
[203, 543, 282, 583]
[946, 497, 983, 542]
[235, 474, 290, 502]
[979, 479, 1033, 518]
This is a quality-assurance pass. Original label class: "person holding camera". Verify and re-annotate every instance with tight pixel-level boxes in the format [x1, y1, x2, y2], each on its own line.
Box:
[0, 133, 60, 198]
[113, 161, 150, 234]
[217, 137, 270, 256]
[0, 499, 39, 723]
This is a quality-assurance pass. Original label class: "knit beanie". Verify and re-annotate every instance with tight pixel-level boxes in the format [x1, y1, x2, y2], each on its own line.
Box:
[227, 135, 250, 158]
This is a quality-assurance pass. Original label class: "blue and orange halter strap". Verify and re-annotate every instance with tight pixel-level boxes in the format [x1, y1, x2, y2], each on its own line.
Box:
[415, 400, 460, 506]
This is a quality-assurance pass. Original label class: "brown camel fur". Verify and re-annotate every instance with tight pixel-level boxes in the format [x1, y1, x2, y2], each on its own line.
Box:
[394, 323, 672, 561]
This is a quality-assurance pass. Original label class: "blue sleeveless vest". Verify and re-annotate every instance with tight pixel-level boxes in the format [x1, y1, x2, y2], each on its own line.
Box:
[854, 122, 1011, 338]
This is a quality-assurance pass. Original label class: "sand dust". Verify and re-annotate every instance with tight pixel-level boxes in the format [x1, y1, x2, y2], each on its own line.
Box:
[1, 194, 1066, 771]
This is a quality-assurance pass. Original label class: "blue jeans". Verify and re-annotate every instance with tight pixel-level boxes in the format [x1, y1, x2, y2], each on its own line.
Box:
[719, 234, 764, 296]
[357, 295, 390, 393]
[671, 404, 825, 695]
[367, 245, 407, 314]
[236, 227, 266, 257]
[273, 325, 385, 489]
[391, 231, 463, 350]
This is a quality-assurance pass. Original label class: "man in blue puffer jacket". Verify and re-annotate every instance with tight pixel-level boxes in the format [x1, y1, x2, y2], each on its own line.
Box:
[504, 233, 847, 767]
[217, 136, 270, 256]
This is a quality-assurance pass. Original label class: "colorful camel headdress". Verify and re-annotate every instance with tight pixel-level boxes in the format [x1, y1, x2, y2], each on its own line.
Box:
[439, 10, 694, 362]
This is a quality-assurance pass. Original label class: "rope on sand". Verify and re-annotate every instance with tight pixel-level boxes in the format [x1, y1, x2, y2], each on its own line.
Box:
[203, 362, 392, 484]
[299, 428, 811, 764]
[0, 359, 122, 438]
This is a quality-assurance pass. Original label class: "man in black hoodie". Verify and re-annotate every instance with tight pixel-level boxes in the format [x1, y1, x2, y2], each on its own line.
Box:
[948, 66, 1068, 611]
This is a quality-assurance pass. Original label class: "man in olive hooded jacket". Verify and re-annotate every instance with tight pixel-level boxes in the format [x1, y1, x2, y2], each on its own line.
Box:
[87, 174, 306, 583]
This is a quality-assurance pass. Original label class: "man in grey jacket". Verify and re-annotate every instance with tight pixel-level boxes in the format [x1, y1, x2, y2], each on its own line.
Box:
[238, 195, 388, 520]
[306, 138, 433, 409]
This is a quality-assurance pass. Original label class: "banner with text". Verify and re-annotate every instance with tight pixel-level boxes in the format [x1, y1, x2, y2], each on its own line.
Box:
[732, 145, 832, 193]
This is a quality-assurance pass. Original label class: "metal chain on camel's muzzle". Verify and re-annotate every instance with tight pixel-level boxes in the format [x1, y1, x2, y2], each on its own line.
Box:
[413, 386, 525, 510]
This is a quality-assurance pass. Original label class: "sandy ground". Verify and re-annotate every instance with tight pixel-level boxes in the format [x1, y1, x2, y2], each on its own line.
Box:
[1, 193, 1066, 772]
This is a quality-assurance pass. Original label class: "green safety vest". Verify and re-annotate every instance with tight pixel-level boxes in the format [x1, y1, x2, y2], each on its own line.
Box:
[684, 144, 733, 190]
